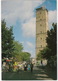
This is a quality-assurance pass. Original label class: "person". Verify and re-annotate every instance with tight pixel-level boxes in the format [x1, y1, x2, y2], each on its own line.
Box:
[13, 62, 18, 72]
[2, 62, 6, 72]
[41, 60, 43, 66]
[24, 63, 27, 71]
[30, 63, 33, 73]
[2, 57, 6, 69]
[2, 57, 6, 64]
[27, 63, 30, 71]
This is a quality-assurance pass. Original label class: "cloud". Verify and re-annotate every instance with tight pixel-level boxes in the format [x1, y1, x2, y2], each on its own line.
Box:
[2, 0, 57, 37]
[22, 10, 57, 37]
[26, 41, 34, 48]
[23, 41, 34, 49]
[1, 0, 57, 58]
[2, 0, 45, 34]
[48, 10, 57, 29]
[22, 41, 35, 57]
[22, 17, 36, 37]
[1, 0, 45, 58]
[23, 49, 35, 57]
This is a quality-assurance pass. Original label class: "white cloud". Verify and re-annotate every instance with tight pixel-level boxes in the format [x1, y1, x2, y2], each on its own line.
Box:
[22, 17, 36, 37]
[23, 49, 35, 57]
[22, 10, 57, 37]
[2, 0, 45, 57]
[23, 41, 34, 49]
[1, 0, 57, 58]
[2, 0, 57, 36]
[26, 41, 34, 48]
[48, 10, 57, 29]
[2, 0, 45, 34]
[22, 41, 35, 57]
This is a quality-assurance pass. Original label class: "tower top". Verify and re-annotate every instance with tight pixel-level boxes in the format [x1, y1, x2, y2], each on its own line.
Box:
[36, 7, 48, 12]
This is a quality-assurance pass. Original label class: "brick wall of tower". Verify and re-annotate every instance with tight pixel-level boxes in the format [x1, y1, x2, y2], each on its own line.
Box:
[36, 7, 49, 56]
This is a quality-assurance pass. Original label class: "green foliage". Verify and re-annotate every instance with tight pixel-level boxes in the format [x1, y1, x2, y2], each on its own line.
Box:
[14, 52, 31, 62]
[38, 23, 57, 59]
[13, 41, 23, 56]
[2, 19, 31, 62]
[36, 52, 42, 60]
[2, 19, 14, 58]
[46, 23, 57, 56]
[14, 55, 22, 62]
[37, 23, 57, 68]
[40, 47, 51, 59]
[47, 55, 57, 68]
[20, 52, 31, 61]
[13, 41, 30, 61]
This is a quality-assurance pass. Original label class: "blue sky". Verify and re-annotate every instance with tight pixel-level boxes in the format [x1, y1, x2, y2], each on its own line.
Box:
[1, 0, 57, 57]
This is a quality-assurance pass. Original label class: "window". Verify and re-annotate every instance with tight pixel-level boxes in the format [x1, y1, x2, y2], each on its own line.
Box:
[40, 31, 42, 33]
[40, 38, 42, 40]
[40, 12, 41, 14]
[40, 19, 42, 21]
[41, 45, 42, 47]
[40, 24, 42, 26]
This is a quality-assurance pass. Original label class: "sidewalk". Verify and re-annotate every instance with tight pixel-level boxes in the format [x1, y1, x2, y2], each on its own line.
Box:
[2, 66, 56, 80]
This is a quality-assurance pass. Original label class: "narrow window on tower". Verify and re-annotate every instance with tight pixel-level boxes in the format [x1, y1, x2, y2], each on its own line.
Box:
[41, 38, 42, 40]
[41, 45, 42, 47]
[40, 31, 42, 33]
[40, 24, 42, 26]
[40, 12, 41, 14]
[40, 19, 42, 21]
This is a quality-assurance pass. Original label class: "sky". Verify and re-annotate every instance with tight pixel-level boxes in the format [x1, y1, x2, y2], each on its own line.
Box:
[1, 0, 57, 58]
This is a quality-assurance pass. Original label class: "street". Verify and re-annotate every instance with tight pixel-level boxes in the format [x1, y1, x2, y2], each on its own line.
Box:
[2, 65, 56, 80]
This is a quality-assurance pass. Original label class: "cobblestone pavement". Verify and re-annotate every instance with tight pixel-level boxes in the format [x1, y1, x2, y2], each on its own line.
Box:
[2, 66, 54, 80]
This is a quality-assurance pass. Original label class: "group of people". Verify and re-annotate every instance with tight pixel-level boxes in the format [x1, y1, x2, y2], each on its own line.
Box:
[2, 57, 14, 72]
[24, 63, 33, 72]
[2, 57, 34, 72]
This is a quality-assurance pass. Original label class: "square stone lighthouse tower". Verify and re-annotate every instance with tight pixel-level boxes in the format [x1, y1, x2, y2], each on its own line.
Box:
[36, 7, 49, 56]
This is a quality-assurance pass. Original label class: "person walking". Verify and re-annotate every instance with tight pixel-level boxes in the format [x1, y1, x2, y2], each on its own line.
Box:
[27, 63, 30, 71]
[30, 63, 33, 73]
[24, 63, 27, 71]
[41, 60, 43, 66]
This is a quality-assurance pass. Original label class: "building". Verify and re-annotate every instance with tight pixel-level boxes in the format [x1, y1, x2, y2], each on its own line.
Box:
[30, 58, 36, 64]
[36, 7, 49, 56]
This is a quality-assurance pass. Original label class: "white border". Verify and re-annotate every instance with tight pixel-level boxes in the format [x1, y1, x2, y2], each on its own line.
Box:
[0, 0, 1, 81]
[56, 0, 58, 77]
[0, 0, 58, 81]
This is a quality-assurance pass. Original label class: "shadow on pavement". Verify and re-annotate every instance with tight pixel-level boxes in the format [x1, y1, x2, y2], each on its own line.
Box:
[2, 66, 57, 80]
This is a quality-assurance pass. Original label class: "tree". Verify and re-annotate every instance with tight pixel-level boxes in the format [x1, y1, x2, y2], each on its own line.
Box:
[14, 52, 31, 62]
[13, 41, 31, 62]
[14, 55, 22, 62]
[46, 23, 57, 57]
[36, 47, 51, 60]
[2, 19, 31, 62]
[20, 52, 31, 61]
[36, 52, 42, 60]
[2, 19, 14, 58]
[40, 47, 51, 59]
[46, 23, 57, 67]
[13, 41, 23, 56]
[37, 23, 57, 67]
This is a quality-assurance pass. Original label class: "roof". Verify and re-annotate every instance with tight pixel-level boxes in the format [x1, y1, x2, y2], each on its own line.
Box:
[36, 7, 48, 12]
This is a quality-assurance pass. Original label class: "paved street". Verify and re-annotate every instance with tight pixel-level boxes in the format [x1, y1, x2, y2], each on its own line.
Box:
[2, 65, 56, 80]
